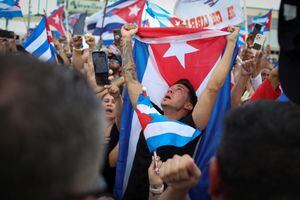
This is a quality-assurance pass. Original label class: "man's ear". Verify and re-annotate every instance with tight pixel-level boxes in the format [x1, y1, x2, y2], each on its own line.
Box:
[184, 102, 193, 111]
[209, 157, 223, 199]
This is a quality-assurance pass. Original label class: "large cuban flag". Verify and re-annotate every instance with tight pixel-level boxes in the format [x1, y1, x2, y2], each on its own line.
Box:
[115, 27, 234, 199]
[0, 0, 22, 19]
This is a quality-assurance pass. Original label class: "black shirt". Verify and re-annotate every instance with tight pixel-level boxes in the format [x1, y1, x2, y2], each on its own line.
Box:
[102, 123, 119, 195]
[123, 111, 201, 200]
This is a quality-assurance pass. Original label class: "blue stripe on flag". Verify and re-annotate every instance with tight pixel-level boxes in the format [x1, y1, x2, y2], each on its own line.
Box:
[114, 40, 150, 200]
[22, 17, 46, 48]
[31, 40, 50, 58]
[146, 131, 201, 152]
[189, 44, 239, 200]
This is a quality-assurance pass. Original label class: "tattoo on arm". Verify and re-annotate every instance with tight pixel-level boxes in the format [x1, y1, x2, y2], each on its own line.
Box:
[122, 39, 138, 82]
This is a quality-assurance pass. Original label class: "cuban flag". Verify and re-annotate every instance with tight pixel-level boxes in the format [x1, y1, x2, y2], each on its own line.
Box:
[87, 0, 145, 45]
[136, 88, 201, 152]
[143, 1, 183, 28]
[115, 27, 234, 199]
[237, 25, 250, 47]
[0, 0, 22, 19]
[251, 9, 272, 32]
[22, 16, 56, 63]
[47, 5, 66, 37]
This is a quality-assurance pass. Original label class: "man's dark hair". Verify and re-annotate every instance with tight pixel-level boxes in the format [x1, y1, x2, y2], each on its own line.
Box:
[0, 55, 104, 200]
[218, 101, 300, 200]
[174, 79, 197, 108]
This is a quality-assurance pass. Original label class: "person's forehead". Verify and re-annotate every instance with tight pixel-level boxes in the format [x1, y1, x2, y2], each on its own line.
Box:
[170, 83, 189, 91]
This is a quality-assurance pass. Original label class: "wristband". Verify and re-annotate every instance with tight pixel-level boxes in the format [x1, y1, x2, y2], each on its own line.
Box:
[73, 47, 82, 52]
[149, 184, 164, 196]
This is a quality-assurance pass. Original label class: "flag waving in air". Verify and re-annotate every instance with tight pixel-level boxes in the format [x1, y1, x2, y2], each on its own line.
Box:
[252, 10, 272, 32]
[48, 5, 66, 37]
[142, 1, 183, 27]
[136, 87, 201, 152]
[115, 27, 233, 200]
[22, 16, 56, 63]
[0, 0, 22, 19]
[92, 0, 146, 36]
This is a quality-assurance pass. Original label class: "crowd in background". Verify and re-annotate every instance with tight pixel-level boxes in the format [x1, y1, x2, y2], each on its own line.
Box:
[0, 17, 299, 200]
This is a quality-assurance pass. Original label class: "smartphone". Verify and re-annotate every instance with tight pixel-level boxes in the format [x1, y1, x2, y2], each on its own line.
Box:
[0, 30, 15, 39]
[252, 23, 262, 39]
[92, 51, 110, 85]
[113, 30, 121, 47]
[252, 33, 266, 53]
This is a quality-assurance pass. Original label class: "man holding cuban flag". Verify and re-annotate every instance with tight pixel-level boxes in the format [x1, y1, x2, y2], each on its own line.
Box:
[118, 24, 239, 200]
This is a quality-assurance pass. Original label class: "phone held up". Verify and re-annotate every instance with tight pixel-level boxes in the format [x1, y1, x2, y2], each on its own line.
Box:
[92, 51, 111, 86]
[251, 23, 265, 53]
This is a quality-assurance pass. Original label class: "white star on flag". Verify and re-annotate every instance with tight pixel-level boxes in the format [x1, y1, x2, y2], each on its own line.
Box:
[53, 15, 60, 24]
[129, 5, 140, 16]
[163, 42, 198, 69]
[175, 20, 181, 27]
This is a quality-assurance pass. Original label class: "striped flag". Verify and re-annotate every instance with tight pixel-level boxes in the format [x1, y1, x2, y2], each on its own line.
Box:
[143, 1, 183, 28]
[251, 10, 272, 32]
[22, 16, 56, 63]
[0, 0, 22, 19]
[86, 0, 146, 45]
[136, 88, 201, 152]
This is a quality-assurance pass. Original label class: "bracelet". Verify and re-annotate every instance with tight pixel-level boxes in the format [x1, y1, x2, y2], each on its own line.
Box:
[149, 184, 164, 196]
[73, 47, 82, 52]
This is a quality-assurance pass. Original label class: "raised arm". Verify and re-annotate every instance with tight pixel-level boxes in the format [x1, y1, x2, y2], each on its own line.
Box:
[121, 24, 142, 109]
[192, 26, 239, 129]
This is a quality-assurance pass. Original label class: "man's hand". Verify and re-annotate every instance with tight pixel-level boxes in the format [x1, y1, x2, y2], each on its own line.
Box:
[253, 51, 270, 77]
[85, 34, 96, 50]
[241, 47, 255, 61]
[121, 24, 138, 40]
[148, 156, 164, 187]
[241, 59, 255, 77]
[159, 155, 201, 191]
[226, 26, 239, 44]
[73, 35, 83, 49]
[104, 83, 120, 99]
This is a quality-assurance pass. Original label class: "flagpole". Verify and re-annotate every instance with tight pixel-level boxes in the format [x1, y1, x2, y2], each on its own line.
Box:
[5, 19, 9, 30]
[100, 0, 109, 38]
[27, 0, 32, 33]
[44, 9, 59, 64]
[243, 0, 248, 39]
[64, 0, 71, 53]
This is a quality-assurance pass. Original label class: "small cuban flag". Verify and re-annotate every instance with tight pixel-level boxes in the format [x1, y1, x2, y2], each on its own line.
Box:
[136, 86, 202, 152]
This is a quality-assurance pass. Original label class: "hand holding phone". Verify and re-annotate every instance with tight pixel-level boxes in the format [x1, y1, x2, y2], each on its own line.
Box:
[252, 34, 266, 54]
[92, 51, 110, 86]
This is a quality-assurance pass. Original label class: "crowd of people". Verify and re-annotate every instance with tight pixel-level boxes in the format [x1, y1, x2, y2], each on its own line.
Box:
[1, 5, 300, 199]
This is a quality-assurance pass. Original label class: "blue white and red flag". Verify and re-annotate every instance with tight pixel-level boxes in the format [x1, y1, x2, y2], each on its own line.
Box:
[48, 5, 66, 37]
[136, 89, 201, 152]
[143, 1, 183, 28]
[251, 9, 272, 32]
[22, 16, 56, 63]
[115, 27, 233, 200]
[0, 0, 22, 19]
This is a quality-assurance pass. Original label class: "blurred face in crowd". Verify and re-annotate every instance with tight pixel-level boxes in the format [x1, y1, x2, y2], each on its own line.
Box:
[102, 93, 116, 121]
[161, 84, 192, 112]
[261, 68, 270, 82]
[109, 58, 121, 74]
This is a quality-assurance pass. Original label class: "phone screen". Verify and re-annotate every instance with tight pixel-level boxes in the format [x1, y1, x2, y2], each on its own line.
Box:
[252, 23, 262, 39]
[92, 51, 110, 85]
